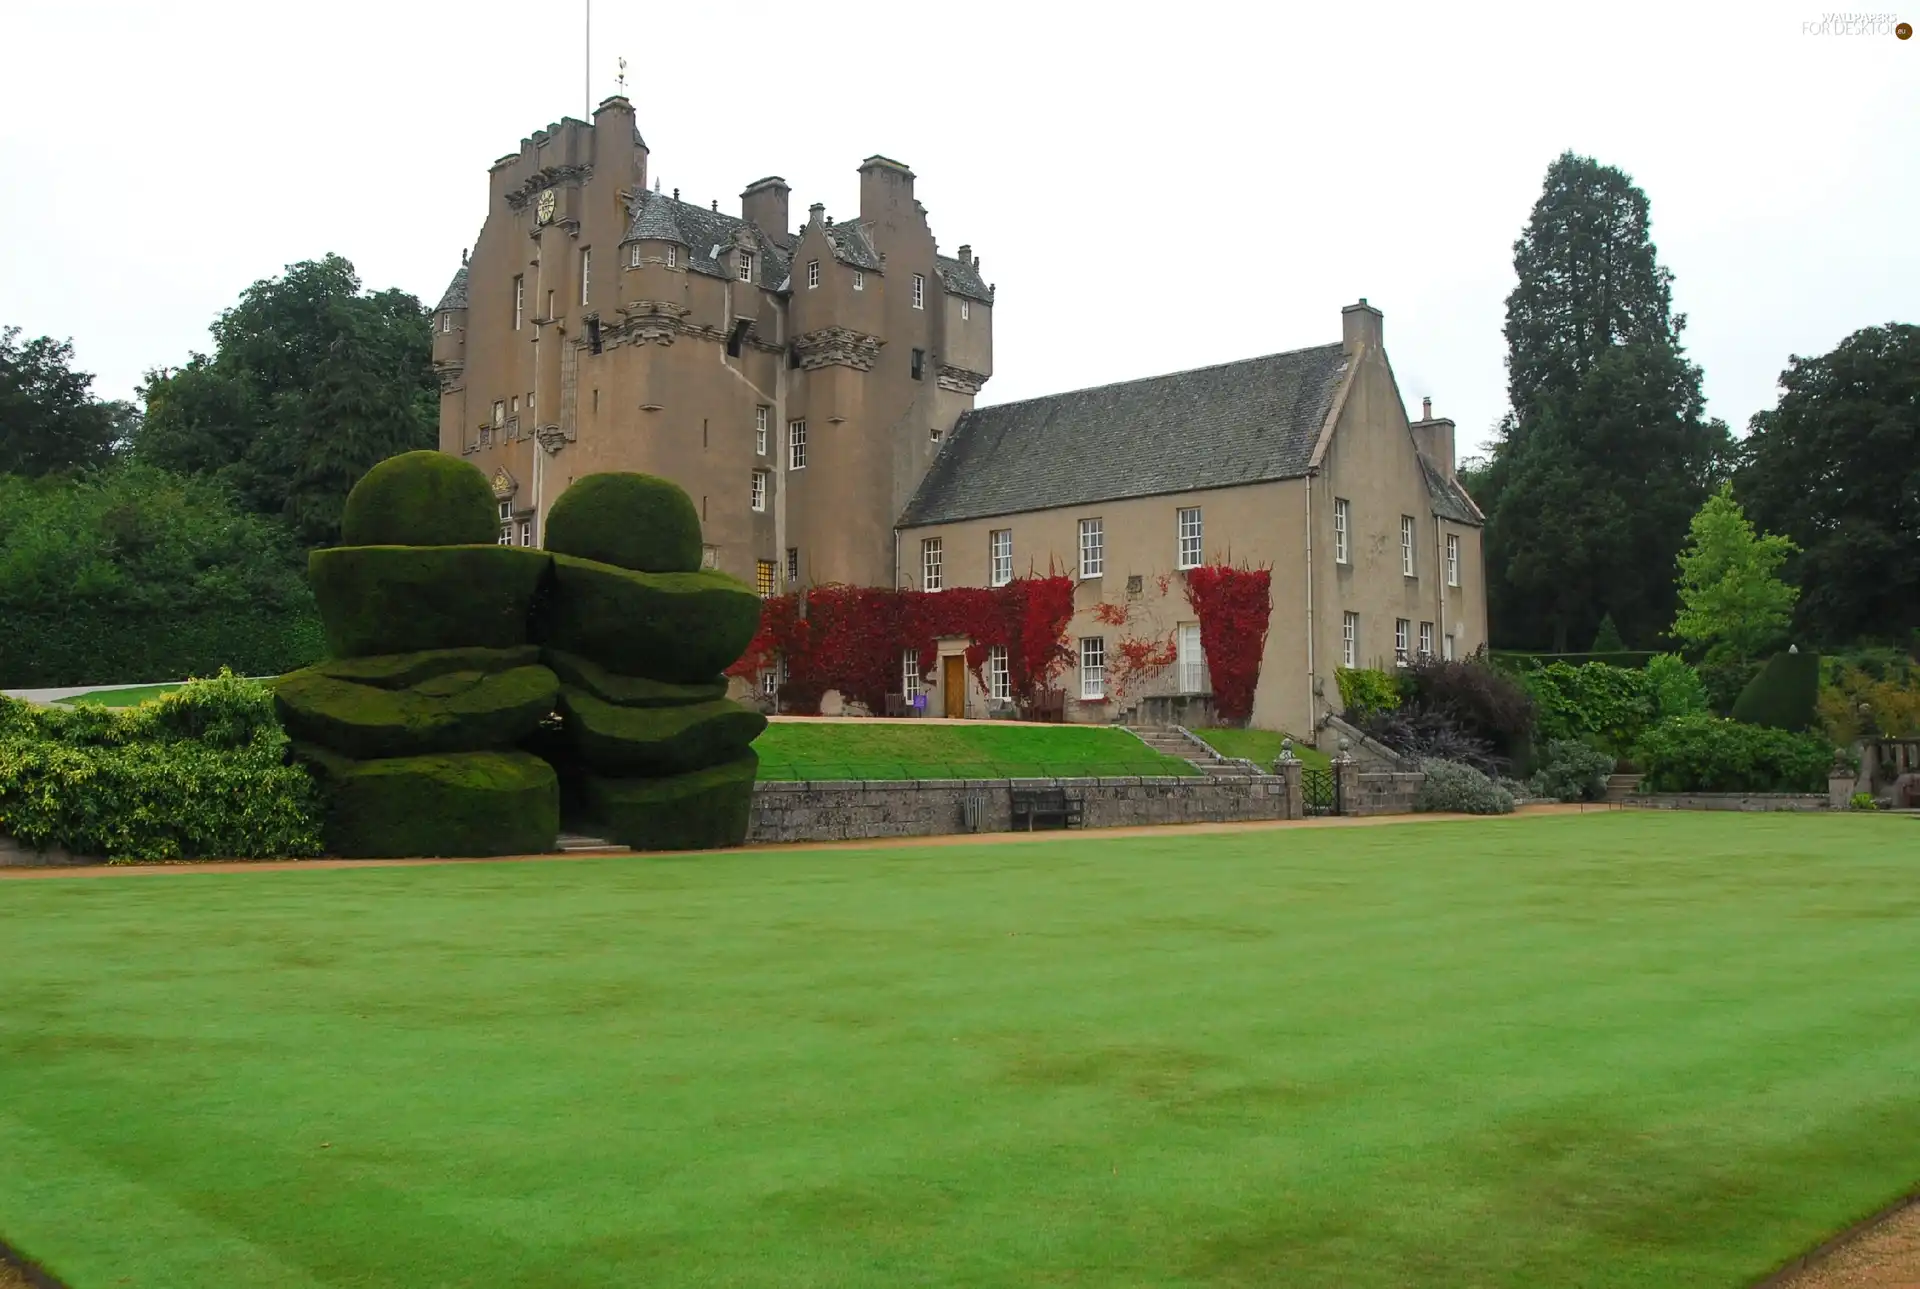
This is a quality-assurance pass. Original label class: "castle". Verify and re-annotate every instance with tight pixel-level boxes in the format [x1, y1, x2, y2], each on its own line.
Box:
[435, 98, 1489, 736]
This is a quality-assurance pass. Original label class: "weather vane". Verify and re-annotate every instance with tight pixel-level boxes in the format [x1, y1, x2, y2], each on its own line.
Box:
[616, 56, 627, 95]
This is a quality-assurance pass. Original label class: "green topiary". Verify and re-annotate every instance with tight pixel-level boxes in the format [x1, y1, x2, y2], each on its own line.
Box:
[310, 645, 542, 690]
[339, 451, 499, 548]
[316, 749, 559, 858]
[542, 648, 727, 708]
[1589, 613, 1627, 653]
[309, 545, 550, 657]
[1730, 649, 1821, 732]
[558, 685, 767, 777]
[536, 554, 761, 683]
[542, 472, 703, 573]
[274, 664, 560, 760]
[582, 752, 759, 850]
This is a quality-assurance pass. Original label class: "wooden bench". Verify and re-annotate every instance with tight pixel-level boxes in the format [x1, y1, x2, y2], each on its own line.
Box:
[1010, 786, 1084, 831]
[1019, 690, 1066, 724]
[883, 694, 917, 718]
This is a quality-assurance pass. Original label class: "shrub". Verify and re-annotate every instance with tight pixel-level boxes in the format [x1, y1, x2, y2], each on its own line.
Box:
[1415, 759, 1516, 815]
[1361, 707, 1501, 776]
[1399, 653, 1535, 759]
[557, 686, 767, 777]
[1849, 791, 1879, 811]
[537, 554, 761, 684]
[273, 663, 561, 760]
[1336, 667, 1402, 720]
[338, 450, 498, 548]
[308, 544, 550, 657]
[1816, 663, 1920, 742]
[542, 472, 703, 574]
[1731, 650, 1821, 732]
[1696, 648, 1763, 715]
[1528, 739, 1616, 803]
[1523, 662, 1653, 758]
[1631, 714, 1834, 794]
[1645, 653, 1710, 722]
[314, 749, 559, 859]
[0, 672, 323, 861]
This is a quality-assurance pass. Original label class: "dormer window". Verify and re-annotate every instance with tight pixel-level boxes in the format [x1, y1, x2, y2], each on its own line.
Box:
[911, 273, 925, 309]
[738, 251, 755, 282]
[807, 259, 820, 289]
[853, 270, 865, 291]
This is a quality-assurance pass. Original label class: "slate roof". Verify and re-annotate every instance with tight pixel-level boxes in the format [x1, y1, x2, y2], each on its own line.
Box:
[435, 264, 469, 311]
[622, 190, 791, 290]
[900, 344, 1351, 527]
[823, 219, 883, 271]
[1420, 453, 1485, 526]
[936, 254, 992, 303]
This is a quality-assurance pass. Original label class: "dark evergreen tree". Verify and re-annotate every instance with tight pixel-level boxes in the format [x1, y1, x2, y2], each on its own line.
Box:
[0, 327, 135, 477]
[1480, 153, 1733, 651]
[135, 255, 437, 547]
[1737, 323, 1920, 646]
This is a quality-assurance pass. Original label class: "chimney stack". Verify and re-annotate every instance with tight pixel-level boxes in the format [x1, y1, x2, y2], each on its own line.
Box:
[1410, 397, 1457, 483]
[1341, 298, 1383, 356]
[957, 243, 971, 265]
[741, 176, 791, 239]
[808, 202, 825, 226]
[1422, 396, 1431, 420]
[857, 155, 916, 223]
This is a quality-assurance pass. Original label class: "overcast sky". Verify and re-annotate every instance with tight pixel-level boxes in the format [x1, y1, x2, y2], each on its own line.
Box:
[4, 1, 1914, 458]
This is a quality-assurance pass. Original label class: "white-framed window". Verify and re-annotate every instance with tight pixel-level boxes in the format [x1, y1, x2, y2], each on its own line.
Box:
[1419, 621, 1434, 659]
[1446, 533, 1460, 587]
[738, 251, 755, 282]
[1395, 618, 1410, 664]
[853, 270, 864, 291]
[1333, 497, 1350, 564]
[902, 648, 919, 697]
[987, 646, 1010, 702]
[701, 544, 720, 570]
[1080, 636, 1106, 700]
[492, 400, 506, 428]
[755, 406, 769, 456]
[666, 246, 677, 269]
[513, 276, 524, 330]
[498, 500, 512, 522]
[581, 248, 591, 305]
[1178, 622, 1205, 693]
[1079, 517, 1104, 579]
[960, 300, 970, 321]
[763, 668, 778, 697]
[788, 420, 807, 470]
[921, 537, 943, 591]
[439, 312, 451, 334]
[510, 394, 519, 414]
[520, 519, 534, 547]
[989, 529, 1012, 586]
[498, 525, 514, 546]
[527, 390, 534, 411]
[751, 470, 768, 512]
[1343, 612, 1359, 669]
[628, 243, 641, 268]
[911, 273, 925, 309]
[1401, 515, 1416, 577]
[807, 259, 820, 289]
[1443, 632, 1456, 661]
[1177, 506, 1203, 569]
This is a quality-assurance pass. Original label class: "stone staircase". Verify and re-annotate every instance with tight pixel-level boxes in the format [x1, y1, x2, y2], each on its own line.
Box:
[1126, 726, 1263, 777]
[555, 832, 630, 854]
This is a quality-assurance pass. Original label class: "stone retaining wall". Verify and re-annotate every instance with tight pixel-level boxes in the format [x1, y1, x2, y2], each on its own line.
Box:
[748, 775, 1295, 844]
[1351, 772, 1426, 816]
[1619, 793, 1830, 812]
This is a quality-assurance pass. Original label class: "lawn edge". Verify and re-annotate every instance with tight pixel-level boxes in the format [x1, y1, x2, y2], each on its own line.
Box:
[1751, 1190, 1920, 1287]
[0, 1234, 69, 1289]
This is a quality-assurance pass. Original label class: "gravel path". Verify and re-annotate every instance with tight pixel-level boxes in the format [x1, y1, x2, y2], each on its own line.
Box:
[1767, 1200, 1920, 1289]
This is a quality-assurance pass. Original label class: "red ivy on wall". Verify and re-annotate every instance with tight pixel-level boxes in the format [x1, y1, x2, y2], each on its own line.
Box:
[1182, 564, 1272, 724]
[726, 576, 1076, 715]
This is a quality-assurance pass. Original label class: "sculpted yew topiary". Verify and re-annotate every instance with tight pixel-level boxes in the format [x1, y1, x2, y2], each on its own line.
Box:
[542, 471, 704, 573]
[340, 450, 499, 548]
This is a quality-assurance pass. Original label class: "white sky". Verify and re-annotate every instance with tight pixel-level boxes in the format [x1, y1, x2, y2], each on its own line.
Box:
[3, 1, 1914, 458]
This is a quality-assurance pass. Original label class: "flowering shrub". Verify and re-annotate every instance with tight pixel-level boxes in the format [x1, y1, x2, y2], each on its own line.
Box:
[1415, 759, 1516, 815]
[1183, 565, 1272, 724]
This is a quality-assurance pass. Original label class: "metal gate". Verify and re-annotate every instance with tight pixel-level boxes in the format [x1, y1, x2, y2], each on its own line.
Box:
[1302, 767, 1339, 817]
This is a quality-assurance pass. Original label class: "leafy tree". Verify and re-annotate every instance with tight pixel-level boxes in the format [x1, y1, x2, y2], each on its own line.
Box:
[1480, 153, 1733, 652]
[0, 327, 136, 477]
[1736, 323, 1920, 645]
[1671, 482, 1798, 666]
[135, 255, 437, 547]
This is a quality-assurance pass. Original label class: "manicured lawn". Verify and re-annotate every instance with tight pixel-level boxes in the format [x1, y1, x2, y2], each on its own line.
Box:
[751, 720, 1198, 780]
[1191, 726, 1331, 771]
[2, 812, 1917, 1287]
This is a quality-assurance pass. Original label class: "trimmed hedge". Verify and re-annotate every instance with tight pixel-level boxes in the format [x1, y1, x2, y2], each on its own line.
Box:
[537, 554, 761, 684]
[1492, 650, 1659, 671]
[0, 607, 325, 689]
[309, 544, 549, 657]
[304, 747, 559, 859]
[339, 451, 499, 548]
[558, 685, 766, 777]
[1632, 714, 1833, 794]
[310, 645, 542, 690]
[274, 663, 560, 760]
[582, 752, 759, 850]
[1731, 650, 1821, 732]
[543, 472, 703, 573]
[543, 648, 728, 708]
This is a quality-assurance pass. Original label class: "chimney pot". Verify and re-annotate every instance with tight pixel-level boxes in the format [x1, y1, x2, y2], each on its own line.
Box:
[672, 187, 679, 200]
[1422, 397, 1431, 420]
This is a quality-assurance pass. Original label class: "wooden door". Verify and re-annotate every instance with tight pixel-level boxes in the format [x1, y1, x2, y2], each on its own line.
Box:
[943, 655, 966, 719]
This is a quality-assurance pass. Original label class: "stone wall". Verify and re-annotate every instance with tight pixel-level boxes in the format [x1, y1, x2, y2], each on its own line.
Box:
[748, 775, 1296, 844]
[1619, 793, 1830, 812]
[1350, 772, 1425, 816]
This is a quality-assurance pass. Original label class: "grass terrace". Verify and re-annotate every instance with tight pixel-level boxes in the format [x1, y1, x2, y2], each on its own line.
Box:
[2, 812, 1917, 1286]
[1189, 726, 1332, 771]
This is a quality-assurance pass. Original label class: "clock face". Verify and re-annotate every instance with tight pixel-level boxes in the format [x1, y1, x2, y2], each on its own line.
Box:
[535, 188, 557, 225]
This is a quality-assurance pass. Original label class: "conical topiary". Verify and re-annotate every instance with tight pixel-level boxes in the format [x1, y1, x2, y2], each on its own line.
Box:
[1730, 648, 1820, 732]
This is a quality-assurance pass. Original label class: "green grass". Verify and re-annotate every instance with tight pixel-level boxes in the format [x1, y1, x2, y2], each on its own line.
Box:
[2, 812, 1917, 1287]
[1190, 726, 1331, 771]
[57, 682, 188, 708]
[750, 720, 1199, 780]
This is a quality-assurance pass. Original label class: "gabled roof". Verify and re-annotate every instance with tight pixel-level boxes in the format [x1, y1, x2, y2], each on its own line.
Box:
[435, 264, 469, 311]
[936, 254, 992, 303]
[622, 190, 791, 290]
[899, 344, 1350, 528]
[1419, 454, 1484, 526]
[822, 220, 883, 271]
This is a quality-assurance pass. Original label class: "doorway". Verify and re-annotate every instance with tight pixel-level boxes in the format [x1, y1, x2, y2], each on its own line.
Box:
[943, 655, 966, 719]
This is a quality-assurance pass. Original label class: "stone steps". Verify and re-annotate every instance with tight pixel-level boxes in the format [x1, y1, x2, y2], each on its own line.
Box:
[555, 833, 630, 853]
[1127, 727, 1263, 777]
